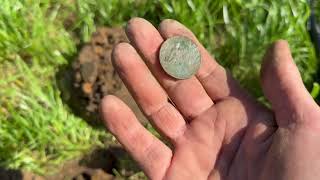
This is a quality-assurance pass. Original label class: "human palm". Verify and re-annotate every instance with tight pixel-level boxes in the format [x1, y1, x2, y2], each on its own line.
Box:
[101, 18, 320, 180]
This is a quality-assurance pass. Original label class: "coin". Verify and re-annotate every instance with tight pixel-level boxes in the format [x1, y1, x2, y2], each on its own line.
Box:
[159, 36, 201, 79]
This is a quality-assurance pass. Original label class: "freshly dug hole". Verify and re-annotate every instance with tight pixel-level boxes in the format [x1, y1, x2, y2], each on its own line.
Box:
[59, 27, 147, 126]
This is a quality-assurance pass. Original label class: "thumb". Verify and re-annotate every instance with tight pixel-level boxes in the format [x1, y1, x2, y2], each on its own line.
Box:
[260, 40, 318, 127]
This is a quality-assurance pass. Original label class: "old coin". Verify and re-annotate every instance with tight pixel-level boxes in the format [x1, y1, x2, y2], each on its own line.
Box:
[159, 36, 201, 79]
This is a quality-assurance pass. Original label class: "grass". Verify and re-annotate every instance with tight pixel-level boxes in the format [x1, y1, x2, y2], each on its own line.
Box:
[0, 0, 107, 175]
[0, 0, 75, 70]
[0, 0, 318, 176]
[70, 0, 317, 97]
[0, 58, 108, 174]
[314, 0, 320, 21]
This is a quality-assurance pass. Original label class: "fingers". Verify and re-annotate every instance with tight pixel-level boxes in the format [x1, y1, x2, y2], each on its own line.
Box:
[158, 19, 248, 101]
[261, 40, 318, 127]
[126, 17, 213, 120]
[112, 43, 186, 141]
[157, 18, 273, 126]
[101, 95, 172, 179]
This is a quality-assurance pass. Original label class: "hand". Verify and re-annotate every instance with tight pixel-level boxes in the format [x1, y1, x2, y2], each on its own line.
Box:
[100, 18, 320, 180]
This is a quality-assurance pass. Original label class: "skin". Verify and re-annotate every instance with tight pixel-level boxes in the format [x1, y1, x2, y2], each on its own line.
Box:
[100, 18, 320, 180]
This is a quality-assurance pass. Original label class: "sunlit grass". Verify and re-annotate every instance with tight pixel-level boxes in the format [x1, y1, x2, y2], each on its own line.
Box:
[0, 0, 102, 174]
[0, 0, 75, 71]
[71, 0, 317, 97]
[0, 59, 109, 174]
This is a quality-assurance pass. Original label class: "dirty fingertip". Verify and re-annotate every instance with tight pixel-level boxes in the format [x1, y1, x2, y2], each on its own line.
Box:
[263, 40, 290, 62]
[100, 95, 122, 117]
[111, 42, 135, 67]
[272, 39, 289, 48]
[100, 95, 124, 129]
[261, 39, 291, 79]
[126, 17, 145, 28]
[158, 19, 182, 30]
[125, 17, 150, 37]
[158, 19, 195, 40]
[112, 42, 132, 58]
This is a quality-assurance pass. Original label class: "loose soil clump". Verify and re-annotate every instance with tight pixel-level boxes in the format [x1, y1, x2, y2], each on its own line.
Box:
[72, 27, 125, 114]
[59, 27, 146, 125]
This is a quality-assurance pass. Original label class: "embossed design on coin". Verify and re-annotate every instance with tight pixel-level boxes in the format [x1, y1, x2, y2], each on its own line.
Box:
[159, 36, 201, 79]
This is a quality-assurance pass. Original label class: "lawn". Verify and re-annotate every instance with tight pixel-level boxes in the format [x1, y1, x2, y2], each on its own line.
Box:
[0, 0, 319, 176]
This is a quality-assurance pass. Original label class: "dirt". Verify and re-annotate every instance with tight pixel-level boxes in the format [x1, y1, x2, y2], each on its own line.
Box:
[0, 146, 143, 180]
[52, 27, 148, 179]
[58, 27, 147, 125]
[72, 27, 124, 116]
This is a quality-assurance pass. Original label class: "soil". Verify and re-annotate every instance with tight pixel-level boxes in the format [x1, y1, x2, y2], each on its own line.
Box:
[0, 146, 143, 180]
[54, 27, 148, 179]
[46, 146, 142, 180]
[58, 27, 147, 125]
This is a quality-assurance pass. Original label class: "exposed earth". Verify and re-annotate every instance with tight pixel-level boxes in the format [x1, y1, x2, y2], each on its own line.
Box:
[0, 146, 144, 180]
[61, 27, 147, 125]
[57, 27, 148, 179]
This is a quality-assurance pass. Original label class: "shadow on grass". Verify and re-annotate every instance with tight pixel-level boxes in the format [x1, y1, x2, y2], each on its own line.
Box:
[81, 146, 141, 175]
[45, 146, 141, 179]
[56, 63, 105, 128]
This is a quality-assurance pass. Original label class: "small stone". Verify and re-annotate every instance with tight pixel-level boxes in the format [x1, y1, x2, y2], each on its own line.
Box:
[80, 62, 97, 83]
[159, 36, 201, 79]
[82, 83, 93, 94]
[93, 46, 104, 57]
[75, 72, 82, 82]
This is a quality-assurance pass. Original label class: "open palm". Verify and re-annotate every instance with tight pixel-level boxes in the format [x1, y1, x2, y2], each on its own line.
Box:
[101, 18, 320, 180]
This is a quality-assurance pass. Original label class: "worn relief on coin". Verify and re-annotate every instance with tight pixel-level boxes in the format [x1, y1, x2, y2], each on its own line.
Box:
[159, 36, 201, 79]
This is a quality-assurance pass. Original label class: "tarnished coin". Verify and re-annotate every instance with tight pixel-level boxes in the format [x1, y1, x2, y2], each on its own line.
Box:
[159, 36, 201, 79]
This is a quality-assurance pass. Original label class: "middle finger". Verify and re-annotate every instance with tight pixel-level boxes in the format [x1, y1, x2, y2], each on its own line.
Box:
[126, 17, 213, 120]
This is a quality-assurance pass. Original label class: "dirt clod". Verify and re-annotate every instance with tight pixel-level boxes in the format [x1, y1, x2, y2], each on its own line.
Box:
[72, 27, 126, 115]
[58, 27, 147, 125]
